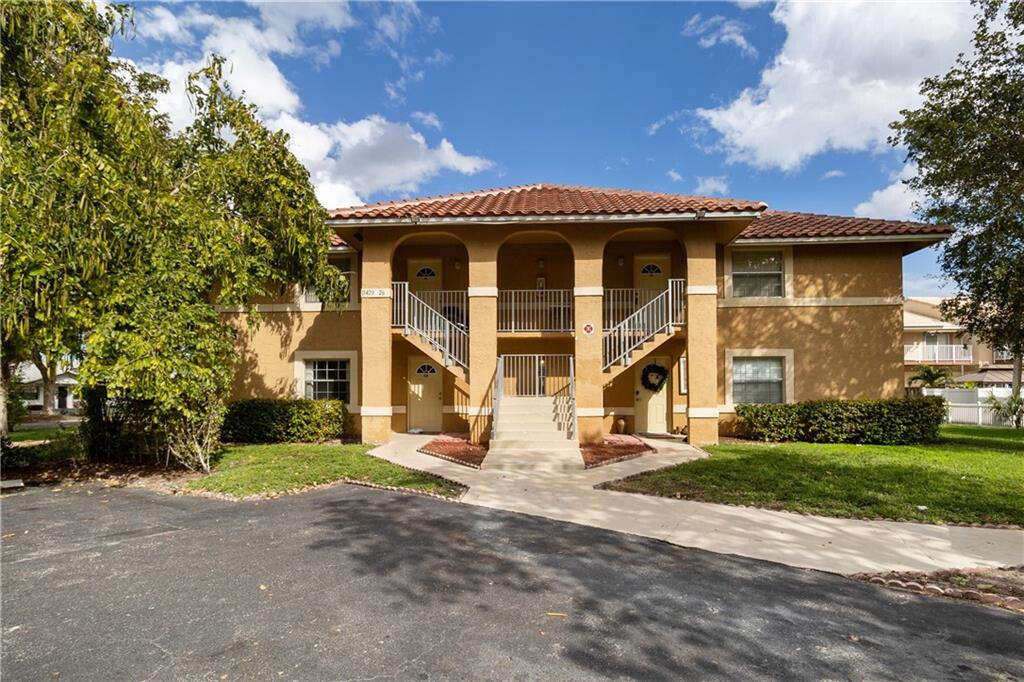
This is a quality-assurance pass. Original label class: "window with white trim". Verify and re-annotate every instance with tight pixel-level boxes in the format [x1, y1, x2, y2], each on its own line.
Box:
[19, 386, 39, 401]
[305, 256, 354, 304]
[733, 357, 784, 404]
[304, 359, 350, 401]
[732, 251, 784, 298]
[678, 357, 687, 394]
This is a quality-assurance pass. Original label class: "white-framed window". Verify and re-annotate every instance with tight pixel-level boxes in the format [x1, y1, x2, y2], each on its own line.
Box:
[305, 255, 355, 304]
[678, 356, 688, 394]
[19, 387, 39, 401]
[304, 359, 351, 401]
[732, 357, 785, 404]
[731, 250, 784, 298]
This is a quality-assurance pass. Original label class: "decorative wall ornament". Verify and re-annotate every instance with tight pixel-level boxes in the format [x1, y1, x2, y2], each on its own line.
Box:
[640, 363, 669, 392]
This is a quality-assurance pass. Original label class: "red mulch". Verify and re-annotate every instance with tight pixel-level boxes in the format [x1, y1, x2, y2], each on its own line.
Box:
[418, 433, 487, 469]
[581, 435, 653, 469]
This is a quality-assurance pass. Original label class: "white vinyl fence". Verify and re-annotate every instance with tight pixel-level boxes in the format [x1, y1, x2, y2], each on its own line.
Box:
[921, 387, 1013, 426]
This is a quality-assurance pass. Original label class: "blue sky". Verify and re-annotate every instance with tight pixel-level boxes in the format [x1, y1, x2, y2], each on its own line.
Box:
[113, 1, 977, 296]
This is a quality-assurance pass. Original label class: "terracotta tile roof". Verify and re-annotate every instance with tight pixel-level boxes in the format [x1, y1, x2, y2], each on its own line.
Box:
[329, 232, 348, 248]
[327, 184, 768, 220]
[741, 210, 952, 240]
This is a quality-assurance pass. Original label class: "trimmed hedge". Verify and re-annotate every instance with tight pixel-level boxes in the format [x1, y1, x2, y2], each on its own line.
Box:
[735, 397, 946, 445]
[221, 399, 352, 444]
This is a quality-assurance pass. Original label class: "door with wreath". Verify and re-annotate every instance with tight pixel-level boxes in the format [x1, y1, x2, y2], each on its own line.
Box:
[634, 356, 670, 434]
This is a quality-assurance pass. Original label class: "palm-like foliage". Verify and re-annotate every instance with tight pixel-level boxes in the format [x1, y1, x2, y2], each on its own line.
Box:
[910, 365, 953, 388]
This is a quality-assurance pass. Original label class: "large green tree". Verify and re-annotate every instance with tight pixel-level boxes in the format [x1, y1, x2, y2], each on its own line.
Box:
[1, 1, 345, 466]
[890, 0, 1024, 398]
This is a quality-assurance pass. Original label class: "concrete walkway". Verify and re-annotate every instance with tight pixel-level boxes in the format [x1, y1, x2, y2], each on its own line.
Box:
[368, 433, 1024, 575]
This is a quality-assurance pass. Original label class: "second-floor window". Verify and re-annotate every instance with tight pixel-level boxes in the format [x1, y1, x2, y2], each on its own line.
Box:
[732, 250, 784, 298]
[305, 256, 354, 304]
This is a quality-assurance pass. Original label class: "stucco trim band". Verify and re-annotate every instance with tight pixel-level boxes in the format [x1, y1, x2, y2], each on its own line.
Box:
[360, 288, 392, 299]
[688, 407, 720, 418]
[467, 287, 499, 297]
[576, 407, 604, 417]
[719, 296, 903, 308]
[686, 285, 717, 295]
[573, 286, 604, 296]
[360, 406, 393, 416]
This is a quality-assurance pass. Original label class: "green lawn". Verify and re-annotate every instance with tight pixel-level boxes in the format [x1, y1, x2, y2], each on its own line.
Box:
[603, 425, 1024, 526]
[187, 443, 465, 499]
[8, 425, 73, 442]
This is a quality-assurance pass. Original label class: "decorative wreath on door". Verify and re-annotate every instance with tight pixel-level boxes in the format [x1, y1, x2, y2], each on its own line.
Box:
[640, 363, 669, 392]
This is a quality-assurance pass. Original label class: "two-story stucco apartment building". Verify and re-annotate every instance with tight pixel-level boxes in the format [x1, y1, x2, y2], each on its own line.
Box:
[225, 184, 952, 448]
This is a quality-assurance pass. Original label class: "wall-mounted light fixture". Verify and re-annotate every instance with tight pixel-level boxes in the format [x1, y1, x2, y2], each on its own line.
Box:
[537, 258, 545, 270]
[454, 260, 461, 270]
[617, 256, 625, 267]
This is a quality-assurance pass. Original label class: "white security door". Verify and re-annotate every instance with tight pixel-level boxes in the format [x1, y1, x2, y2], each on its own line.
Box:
[408, 357, 442, 432]
[634, 254, 670, 292]
[635, 356, 670, 434]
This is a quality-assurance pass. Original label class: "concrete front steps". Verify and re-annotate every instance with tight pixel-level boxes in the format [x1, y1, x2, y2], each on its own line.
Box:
[483, 396, 582, 472]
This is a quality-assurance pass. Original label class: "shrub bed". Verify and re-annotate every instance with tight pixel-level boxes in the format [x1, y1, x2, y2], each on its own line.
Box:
[736, 397, 945, 445]
[221, 399, 351, 443]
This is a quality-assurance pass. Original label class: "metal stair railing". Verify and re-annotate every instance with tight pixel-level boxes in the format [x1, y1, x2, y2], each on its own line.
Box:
[393, 282, 468, 370]
[602, 279, 685, 370]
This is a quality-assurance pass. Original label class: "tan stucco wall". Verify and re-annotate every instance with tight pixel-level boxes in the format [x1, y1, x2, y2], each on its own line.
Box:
[792, 244, 903, 298]
[717, 304, 904, 405]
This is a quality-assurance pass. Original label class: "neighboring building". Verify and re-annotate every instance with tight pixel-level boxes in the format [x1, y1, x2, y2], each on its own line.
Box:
[15, 362, 80, 413]
[902, 297, 1004, 385]
[225, 184, 952, 446]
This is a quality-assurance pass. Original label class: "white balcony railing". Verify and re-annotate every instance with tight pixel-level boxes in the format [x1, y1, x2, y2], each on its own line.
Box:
[993, 349, 1013, 363]
[904, 344, 973, 363]
[498, 289, 573, 332]
[603, 288, 661, 330]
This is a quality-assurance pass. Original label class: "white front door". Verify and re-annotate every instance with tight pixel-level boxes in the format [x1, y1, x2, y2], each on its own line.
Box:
[408, 357, 442, 432]
[634, 254, 670, 292]
[635, 356, 670, 434]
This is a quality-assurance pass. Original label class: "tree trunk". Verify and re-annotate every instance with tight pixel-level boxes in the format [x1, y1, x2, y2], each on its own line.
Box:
[0, 364, 8, 439]
[1013, 353, 1022, 400]
[33, 354, 57, 416]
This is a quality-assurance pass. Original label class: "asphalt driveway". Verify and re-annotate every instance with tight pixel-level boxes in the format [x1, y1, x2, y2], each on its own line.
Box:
[2, 481, 1022, 680]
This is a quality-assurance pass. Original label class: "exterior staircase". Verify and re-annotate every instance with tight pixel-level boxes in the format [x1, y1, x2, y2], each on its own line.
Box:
[483, 396, 582, 472]
[602, 279, 685, 380]
[393, 282, 468, 381]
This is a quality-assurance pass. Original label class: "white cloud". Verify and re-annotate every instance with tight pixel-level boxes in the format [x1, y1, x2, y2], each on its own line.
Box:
[426, 48, 453, 65]
[411, 111, 442, 130]
[130, 3, 491, 208]
[696, 2, 974, 170]
[135, 5, 197, 43]
[646, 109, 685, 136]
[854, 166, 921, 220]
[272, 113, 492, 208]
[682, 14, 757, 58]
[666, 169, 683, 182]
[821, 169, 845, 180]
[694, 176, 729, 195]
